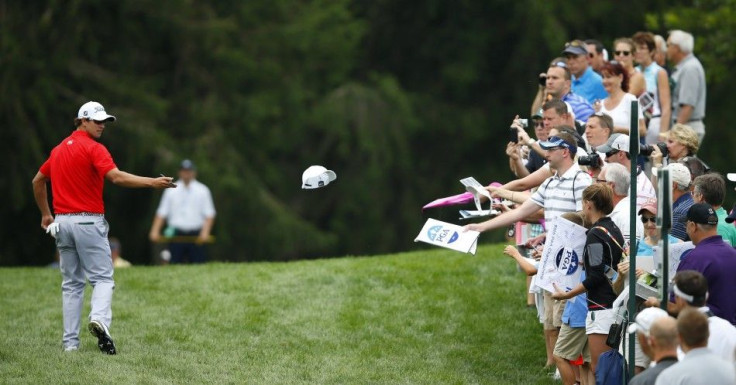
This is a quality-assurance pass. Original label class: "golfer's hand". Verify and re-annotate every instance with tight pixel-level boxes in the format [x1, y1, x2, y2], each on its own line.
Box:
[46, 222, 60, 238]
[551, 283, 567, 300]
[154, 176, 177, 189]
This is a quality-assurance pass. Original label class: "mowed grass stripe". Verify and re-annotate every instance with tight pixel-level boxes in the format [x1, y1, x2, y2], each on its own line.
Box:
[0, 244, 558, 384]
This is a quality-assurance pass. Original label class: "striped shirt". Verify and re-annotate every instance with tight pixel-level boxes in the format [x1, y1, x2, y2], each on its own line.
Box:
[530, 163, 592, 226]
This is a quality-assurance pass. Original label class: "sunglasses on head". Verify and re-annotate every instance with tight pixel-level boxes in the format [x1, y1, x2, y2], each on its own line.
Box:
[565, 40, 584, 48]
[614, 51, 631, 56]
[553, 61, 567, 68]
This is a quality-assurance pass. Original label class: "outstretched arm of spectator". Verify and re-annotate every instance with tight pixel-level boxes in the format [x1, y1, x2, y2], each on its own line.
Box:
[464, 199, 541, 233]
[501, 166, 553, 192]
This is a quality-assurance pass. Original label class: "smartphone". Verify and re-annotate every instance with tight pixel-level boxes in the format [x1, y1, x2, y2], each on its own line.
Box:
[509, 127, 518, 143]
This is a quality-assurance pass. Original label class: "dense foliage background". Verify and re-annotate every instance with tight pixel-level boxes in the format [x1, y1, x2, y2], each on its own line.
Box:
[3, 0, 734, 265]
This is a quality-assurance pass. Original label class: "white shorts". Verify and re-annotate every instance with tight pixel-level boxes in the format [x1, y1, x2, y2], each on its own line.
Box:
[586, 308, 617, 335]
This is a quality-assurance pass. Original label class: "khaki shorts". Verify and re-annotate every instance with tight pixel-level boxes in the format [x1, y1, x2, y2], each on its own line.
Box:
[554, 323, 591, 363]
[543, 291, 566, 330]
[586, 308, 617, 335]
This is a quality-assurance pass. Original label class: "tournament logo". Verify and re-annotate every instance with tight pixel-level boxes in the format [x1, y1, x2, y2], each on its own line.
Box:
[555, 247, 579, 275]
[427, 226, 459, 244]
[427, 226, 442, 241]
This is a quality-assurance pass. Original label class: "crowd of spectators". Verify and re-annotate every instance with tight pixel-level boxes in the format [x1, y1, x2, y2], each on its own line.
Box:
[466, 30, 735, 384]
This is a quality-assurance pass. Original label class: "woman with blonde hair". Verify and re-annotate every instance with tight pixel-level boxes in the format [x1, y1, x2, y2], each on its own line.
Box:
[650, 123, 699, 166]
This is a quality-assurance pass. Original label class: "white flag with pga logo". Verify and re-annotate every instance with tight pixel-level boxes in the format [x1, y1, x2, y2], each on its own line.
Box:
[414, 218, 479, 255]
[535, 217, 587, 293]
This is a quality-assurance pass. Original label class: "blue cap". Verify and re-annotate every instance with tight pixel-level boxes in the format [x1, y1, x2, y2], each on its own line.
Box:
[180, 159, 196, 170]
[538, 136, 577, 155]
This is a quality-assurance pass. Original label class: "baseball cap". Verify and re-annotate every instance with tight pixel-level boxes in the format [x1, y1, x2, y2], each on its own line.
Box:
[180, 159, 196, 170]
[562, 40, 588, 56]
[664, 163, 691, 189]
[678, 203, 718, 225]
[596, 133, 629, 154]
[538, 135, 577, 154]
[77, 101, 116, 122]
[626, 307, 670, 335]
[638, 198, 658, 216]
[301, 165, 337, 189]
[727, 173, 736, 182]
[725, 204, 736, 224]
[532, 108, 543, 119]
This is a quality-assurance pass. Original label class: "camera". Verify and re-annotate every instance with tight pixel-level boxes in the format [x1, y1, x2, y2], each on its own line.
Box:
[518, 119, 529, 128]
[538, 73, 547, 87]
[578, 154, 603, 168]
[640, 142, 668, 157]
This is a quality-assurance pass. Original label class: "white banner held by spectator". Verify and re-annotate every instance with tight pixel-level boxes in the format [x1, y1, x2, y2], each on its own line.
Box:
[536, 217, 587, 293]
[414, 218, 479, 255]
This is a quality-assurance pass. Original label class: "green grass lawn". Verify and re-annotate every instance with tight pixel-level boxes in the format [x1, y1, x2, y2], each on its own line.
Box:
[0, 244, 560, 385]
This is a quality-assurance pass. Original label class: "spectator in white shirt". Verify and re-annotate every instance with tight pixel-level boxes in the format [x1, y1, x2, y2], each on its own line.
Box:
[149, 159, 216, 263]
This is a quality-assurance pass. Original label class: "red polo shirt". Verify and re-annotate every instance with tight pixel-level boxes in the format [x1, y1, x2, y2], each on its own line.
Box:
[39, 130, 117, 214]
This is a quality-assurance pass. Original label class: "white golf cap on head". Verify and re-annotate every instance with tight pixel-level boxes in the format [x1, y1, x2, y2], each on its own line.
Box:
[78, 101, 116, 122]
[301, 165, 337, 189]
[626, 307, 669, 335]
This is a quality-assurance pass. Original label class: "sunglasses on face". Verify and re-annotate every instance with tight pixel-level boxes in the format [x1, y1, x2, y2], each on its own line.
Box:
[534, 121, 545, 128]
[641, 216, 656, 224]
[614, 51, 631, 56]
[605, 149, 620, 158]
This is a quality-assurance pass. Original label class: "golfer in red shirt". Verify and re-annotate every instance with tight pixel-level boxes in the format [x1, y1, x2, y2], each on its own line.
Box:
[32, 101, 176, 354]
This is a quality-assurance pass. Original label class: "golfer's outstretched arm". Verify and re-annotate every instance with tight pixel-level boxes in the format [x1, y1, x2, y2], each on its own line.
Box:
[106, 168, 175, 189]
[465, 199, 541, 233]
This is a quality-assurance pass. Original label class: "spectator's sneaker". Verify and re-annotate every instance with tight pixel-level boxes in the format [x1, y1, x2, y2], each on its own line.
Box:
[63, 345, 78, 352]
[88, 320, 116, 355]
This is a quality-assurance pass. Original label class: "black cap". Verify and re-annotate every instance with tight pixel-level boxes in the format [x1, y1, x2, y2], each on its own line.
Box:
[180, 159, 196, 170]
[726, 204, 736, 224]
[679, 203, 718, 225]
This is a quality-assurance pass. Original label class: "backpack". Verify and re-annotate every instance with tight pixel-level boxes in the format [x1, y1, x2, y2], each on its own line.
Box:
[595, 349, 629, 385]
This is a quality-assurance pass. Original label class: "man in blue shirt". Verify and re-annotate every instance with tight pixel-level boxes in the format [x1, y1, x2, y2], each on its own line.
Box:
[563, 40, 608, 104]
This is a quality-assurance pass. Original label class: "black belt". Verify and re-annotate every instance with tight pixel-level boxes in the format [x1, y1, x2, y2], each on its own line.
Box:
[57, 212, 104, 217]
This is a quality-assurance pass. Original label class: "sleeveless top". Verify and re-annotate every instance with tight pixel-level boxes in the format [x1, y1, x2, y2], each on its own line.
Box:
[636, 62, 665, 117]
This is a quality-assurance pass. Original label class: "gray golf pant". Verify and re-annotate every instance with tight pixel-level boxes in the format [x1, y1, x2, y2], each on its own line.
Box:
[55, 215, 114, 349]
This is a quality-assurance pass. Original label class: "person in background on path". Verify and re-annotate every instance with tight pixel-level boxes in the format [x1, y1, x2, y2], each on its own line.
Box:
[32, 101, 175, 354]
[109, 237, 131, 268]
[149, 159, 216, 264]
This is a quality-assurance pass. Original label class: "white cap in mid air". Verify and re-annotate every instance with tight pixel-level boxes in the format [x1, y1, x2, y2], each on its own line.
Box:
[301, 165, 337, 189]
